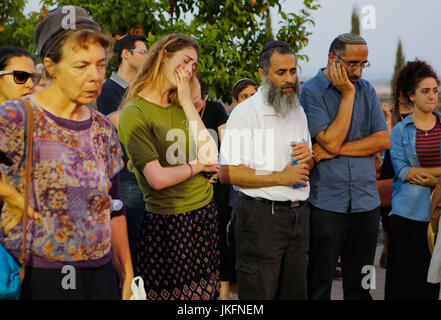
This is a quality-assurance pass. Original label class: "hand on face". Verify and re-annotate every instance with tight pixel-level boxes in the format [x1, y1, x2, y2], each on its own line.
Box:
[328, 62, 355, 95]
[175, 64, 193, 107]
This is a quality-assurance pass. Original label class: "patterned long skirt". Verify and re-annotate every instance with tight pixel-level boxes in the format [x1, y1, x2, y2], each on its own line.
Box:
[136, 199, 220, 300]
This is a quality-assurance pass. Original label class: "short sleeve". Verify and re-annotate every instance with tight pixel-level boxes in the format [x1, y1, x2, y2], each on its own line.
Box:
[106, 120, 124, 179]
[369, 85, 388, 134]
[118, 104, 159, 173]
[0, 99, 26, 172]
[219, 110, 253, 167]
[300, 87, 331, 139]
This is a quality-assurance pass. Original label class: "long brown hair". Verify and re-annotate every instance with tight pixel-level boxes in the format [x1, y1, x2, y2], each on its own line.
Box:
[119, 33, 199, 109]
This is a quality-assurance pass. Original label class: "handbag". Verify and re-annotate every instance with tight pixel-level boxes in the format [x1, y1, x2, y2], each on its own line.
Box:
[0, 99, 34, 299]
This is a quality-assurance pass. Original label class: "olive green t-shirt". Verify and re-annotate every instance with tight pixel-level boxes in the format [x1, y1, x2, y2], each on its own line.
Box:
[118, 96, 213, 214]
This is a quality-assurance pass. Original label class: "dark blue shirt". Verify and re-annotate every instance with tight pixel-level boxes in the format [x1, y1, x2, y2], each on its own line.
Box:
[97, 73, 128, 116]
[96, 73, 133, 183]
[300, 69, 388, 213]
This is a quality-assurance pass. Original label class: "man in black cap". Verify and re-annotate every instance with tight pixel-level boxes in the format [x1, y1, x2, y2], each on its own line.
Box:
[300, 33, 390, 300]
[219, 40, 314, 299]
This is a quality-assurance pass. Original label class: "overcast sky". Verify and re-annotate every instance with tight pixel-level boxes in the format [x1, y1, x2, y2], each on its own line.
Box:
[24, 0, 441, 83]
[279, 0, 441, 82]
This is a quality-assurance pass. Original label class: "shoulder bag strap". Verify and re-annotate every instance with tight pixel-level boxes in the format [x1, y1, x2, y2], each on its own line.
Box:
[18, 99, 34, 281]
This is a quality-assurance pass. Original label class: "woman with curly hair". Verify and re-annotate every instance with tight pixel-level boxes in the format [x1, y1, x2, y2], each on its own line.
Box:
[386, 60, 441, 300]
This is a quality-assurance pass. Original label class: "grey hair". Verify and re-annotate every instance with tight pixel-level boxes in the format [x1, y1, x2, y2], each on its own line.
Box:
[258, 46, 295, 74]
[329, 33, 367, 56]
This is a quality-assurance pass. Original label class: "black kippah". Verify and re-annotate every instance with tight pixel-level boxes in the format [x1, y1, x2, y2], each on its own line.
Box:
[259, 40, 291, 57]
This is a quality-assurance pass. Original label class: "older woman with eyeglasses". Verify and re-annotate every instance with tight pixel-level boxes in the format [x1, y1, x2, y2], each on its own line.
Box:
[0, 7, 133, 300]
[0, 46, 35, 103]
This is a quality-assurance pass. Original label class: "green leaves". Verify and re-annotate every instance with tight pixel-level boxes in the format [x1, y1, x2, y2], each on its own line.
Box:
[2, 0, 320, 103]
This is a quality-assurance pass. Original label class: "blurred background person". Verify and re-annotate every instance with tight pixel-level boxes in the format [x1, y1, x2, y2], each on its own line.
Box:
[0, 46, 35, 103]
[376, 77, 415, 269]
[190, 73, 234, 299]
[232, 78, 258, 106]
[228, 78, 258, 211]
[97, 34, 147, 115]
[32, 63, 52, 94]
[97, 34, 147, 268]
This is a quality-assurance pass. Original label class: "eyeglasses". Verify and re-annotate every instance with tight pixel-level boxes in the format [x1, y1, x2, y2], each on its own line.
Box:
[333, 53, 371, 69]
[130, 49, 147, 55]
[0, 70, 37, 84]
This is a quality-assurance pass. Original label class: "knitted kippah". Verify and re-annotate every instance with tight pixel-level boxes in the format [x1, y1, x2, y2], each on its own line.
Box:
[337, 33, 367, 45]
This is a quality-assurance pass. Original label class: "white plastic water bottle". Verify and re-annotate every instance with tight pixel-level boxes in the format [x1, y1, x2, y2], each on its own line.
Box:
[110, 199, 123, 212]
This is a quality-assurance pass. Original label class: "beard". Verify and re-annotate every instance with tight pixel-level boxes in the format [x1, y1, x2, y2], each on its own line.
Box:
[261, 77, 301, 118]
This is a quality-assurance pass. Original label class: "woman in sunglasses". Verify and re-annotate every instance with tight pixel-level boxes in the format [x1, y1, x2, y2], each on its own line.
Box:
[0, 46, 35, 103]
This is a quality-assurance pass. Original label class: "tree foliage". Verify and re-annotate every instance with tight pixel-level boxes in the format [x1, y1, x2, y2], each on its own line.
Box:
[350, 6, 360, 35]
[0, 0, 40, 54]
[391, 39, 405, 88]
[3, 0, 320, 103]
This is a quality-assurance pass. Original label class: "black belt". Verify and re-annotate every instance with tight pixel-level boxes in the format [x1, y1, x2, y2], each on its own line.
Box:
[240, 193, 305, 208]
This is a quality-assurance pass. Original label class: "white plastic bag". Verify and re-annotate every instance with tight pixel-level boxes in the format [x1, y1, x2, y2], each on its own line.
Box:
[129, 276, 147, 300]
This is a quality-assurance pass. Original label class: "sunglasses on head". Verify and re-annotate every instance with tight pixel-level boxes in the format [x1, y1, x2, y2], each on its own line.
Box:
[0, 70, 37, 84]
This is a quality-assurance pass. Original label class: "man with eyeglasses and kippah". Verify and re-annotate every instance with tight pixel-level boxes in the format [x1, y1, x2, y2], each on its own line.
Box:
[300, 33, 390, 300]
[96, 34, 147, 269]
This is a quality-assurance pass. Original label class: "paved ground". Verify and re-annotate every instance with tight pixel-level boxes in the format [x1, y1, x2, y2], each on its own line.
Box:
[331, 244, 386, 300]
[230, 230, 388, 300]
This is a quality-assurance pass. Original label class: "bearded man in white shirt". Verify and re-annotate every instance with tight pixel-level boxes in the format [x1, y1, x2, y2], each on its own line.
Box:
[219, 40, 314, 300]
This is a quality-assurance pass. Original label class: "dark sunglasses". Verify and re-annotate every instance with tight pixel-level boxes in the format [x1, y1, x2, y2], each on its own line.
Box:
[0, 70, 37, 84]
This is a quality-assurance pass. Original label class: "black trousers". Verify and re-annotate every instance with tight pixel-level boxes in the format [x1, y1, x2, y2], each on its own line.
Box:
[385, 214, 439, 300]
[307, 205, 380, 300]
[20, 261, 119, 300]
[233, 193, 310, 300]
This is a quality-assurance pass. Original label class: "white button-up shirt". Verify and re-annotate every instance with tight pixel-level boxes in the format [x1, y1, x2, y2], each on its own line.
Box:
[220, 87, 312, 201]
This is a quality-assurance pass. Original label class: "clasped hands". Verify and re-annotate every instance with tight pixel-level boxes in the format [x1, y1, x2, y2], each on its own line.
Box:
[280, 141, 313, 187]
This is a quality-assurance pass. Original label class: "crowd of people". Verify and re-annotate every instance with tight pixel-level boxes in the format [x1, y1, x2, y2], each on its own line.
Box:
[1, 5, 441, 301]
